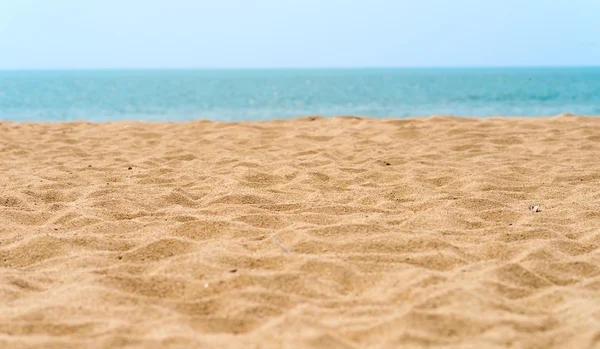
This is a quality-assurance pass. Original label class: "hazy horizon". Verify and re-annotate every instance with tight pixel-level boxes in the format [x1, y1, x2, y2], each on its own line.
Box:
[1, 66, 600, 72]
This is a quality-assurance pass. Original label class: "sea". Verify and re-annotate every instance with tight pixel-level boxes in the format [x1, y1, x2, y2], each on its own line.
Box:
[1, 68, 599, 122]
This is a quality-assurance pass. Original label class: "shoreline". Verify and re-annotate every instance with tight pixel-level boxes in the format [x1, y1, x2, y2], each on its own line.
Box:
[0, 112, 596, 124]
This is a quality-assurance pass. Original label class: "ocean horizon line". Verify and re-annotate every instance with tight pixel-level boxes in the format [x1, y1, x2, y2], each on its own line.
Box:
[1, 65, 600, 72]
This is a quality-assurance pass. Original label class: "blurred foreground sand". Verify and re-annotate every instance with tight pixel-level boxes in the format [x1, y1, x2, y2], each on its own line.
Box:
[1, 115, 600, 348]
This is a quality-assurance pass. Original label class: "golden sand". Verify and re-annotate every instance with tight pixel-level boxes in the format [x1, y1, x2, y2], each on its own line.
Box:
[1, 115, 600, 348]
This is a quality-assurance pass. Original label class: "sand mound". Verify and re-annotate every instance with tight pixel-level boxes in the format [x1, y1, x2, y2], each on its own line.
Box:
[1, 115, 600, 348]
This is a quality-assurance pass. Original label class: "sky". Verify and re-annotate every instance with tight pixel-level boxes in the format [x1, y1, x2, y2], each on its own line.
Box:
[0, 0, 599, 69]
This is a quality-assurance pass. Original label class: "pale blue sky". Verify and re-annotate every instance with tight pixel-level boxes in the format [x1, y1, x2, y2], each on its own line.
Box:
[1, 0, 599, 69]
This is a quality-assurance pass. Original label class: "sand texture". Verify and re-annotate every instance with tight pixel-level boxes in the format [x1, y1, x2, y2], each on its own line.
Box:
[2, 115, 600, 348]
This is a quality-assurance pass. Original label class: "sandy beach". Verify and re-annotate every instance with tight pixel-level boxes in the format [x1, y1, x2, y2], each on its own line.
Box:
[2, 114, 600, 348]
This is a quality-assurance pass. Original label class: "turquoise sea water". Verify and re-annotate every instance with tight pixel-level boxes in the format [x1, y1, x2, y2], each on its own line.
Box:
[1, 68, 599, 122]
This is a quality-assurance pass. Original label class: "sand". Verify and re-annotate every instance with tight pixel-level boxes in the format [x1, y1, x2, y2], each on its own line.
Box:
[1, 114, 600, 348]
